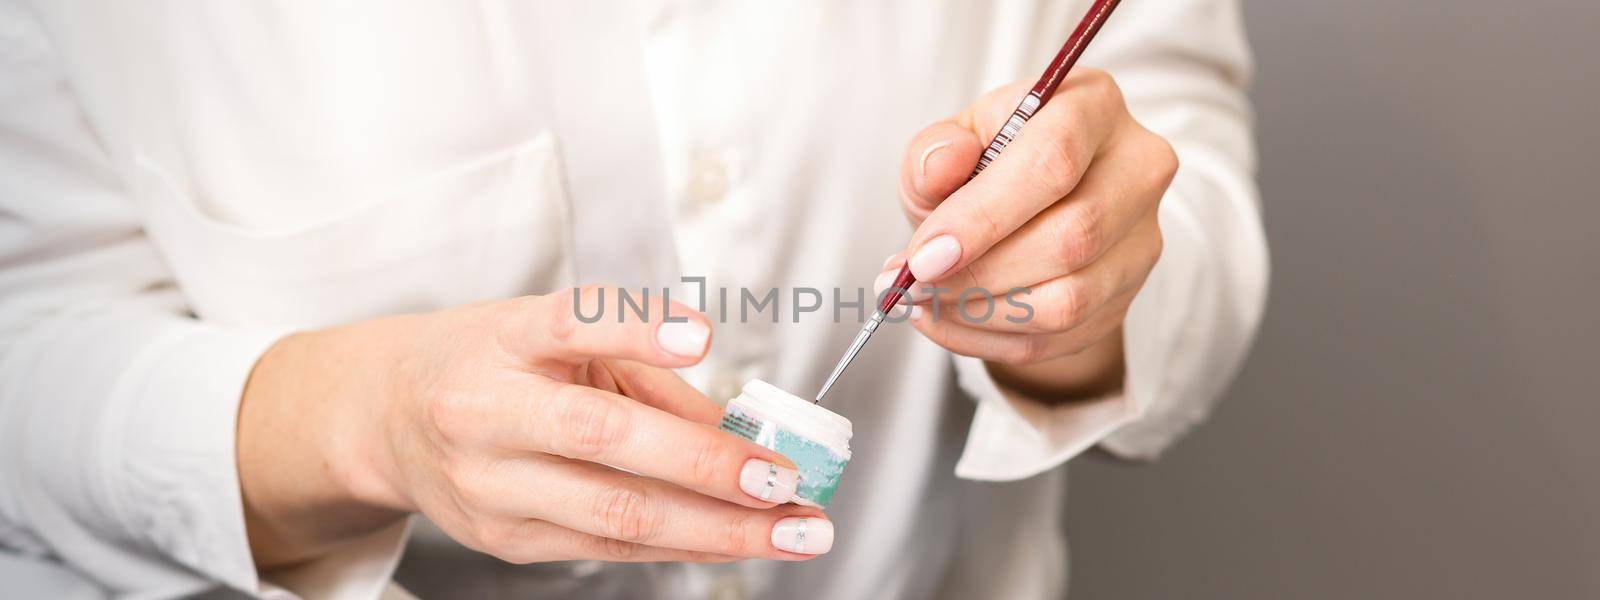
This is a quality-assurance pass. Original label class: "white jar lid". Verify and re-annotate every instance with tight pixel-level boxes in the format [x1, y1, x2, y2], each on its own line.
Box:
[732, 379, 853, 455]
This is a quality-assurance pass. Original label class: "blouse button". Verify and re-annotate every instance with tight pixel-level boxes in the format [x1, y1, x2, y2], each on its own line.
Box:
[688, 151, 731, 205]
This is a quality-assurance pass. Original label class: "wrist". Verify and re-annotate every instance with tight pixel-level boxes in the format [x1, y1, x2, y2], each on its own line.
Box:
[238, 322, 411, 567]
[314, 317, 419, 514]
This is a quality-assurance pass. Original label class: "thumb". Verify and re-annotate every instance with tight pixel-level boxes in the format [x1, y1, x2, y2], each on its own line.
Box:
[898, 120, 983, 225]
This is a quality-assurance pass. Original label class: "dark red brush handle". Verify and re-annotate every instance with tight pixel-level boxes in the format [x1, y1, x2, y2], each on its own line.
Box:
[878, 0, 1123, 314]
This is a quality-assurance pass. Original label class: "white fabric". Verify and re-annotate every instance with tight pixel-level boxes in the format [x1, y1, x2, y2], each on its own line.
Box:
[0, 1, 1266, 598]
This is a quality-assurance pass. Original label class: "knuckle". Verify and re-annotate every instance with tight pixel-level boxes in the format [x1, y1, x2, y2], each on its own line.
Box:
[1149, 227, 1166, 265]
[484, 533, 523, 563]
[484, 523, 543, 565]
[594, 479, 662, 543]
[447, 462, 494, 508]
[469, 519, 515, 558]
[494, 521, 554, 564]
[721, 515, 758, 557]
[551, 388, 629, 458]
[1004, 336, 1045, 365]
[1080, 66, 1113, 87]
[689, 438, 730, 490]
[1031, 131, 1084, 199]
[1048, 280, 1090, 331]
[544, 288, 584, 345]
[1054, 205, 1103, 269]
[1090, 69, 1125, 106]
[423, 389, 471, 441]
[1149, 135, 1180, 186]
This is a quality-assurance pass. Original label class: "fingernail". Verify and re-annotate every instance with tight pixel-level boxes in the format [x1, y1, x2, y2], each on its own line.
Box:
[908, 234, 962, 281]
[910, 305, 926, 321]
[656, 321, 710, 357]
[916, 140, 953, 193]
[740, 459, 799, 503]
[872, 270, 896, 299]
[772, 516, 834, 555]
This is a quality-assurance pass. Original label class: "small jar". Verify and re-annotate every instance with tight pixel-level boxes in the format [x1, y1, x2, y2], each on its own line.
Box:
[718, 379, 852, 508]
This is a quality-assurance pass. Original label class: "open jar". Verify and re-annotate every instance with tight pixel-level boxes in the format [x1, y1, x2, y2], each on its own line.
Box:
[718, 379, 853, 508]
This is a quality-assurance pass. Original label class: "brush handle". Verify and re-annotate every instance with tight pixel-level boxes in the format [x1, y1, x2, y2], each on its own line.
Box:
[878, 0, 1123, 314]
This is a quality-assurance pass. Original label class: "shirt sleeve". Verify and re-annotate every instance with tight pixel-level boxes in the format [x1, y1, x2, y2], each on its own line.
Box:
[953, 0, 1268, 480]
[0, 6, 406, 597]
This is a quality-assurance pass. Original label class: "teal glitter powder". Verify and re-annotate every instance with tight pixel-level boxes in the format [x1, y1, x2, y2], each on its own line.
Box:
[720, 404, 850, 508]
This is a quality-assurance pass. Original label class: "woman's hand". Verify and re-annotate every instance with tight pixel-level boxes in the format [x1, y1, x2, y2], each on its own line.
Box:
[882, 69, 1177, 400]
[238, 286, 828, 569]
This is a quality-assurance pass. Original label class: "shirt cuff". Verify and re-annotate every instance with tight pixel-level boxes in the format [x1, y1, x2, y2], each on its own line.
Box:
[108, 324, 291, 593]
[260, 517, 413, 600]
[950, 354, 1142, 481]
[117, 324, 412, 599]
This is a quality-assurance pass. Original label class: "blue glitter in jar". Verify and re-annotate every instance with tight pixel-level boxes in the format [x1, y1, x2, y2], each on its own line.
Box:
[718, 380, 852, 508]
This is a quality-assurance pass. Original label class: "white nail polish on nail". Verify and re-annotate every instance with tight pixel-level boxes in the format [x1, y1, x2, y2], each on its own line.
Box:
[908, 234, 962, 281]
[772, 516, 834, 555]
[740, 459, 798, 503]
[656, 321, 710, 357]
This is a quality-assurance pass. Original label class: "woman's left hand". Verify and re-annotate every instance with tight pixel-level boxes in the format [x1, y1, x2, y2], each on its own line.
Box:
[881, 69, 1177, 399]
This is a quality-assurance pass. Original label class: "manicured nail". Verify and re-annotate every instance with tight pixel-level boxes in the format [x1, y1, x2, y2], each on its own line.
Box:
[740, 459, 798, 503]
[772, 516, 834, 555]
[656, 320, 710, 357]
[908, 234, 962, 281]
[917, 140, 953, 193]
[910, 305, 926, 321]
[881, 253, 905, 271]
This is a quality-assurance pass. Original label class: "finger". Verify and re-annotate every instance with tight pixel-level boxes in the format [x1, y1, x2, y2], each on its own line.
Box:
[918, 213, 1162, 334]
[472, 518, 742, 564]
[594, 360, 724, 426]
[506, 285, 712, 369]
[898, 120, 985, 224]
[927, 131, 1172, 297]
[902, 69, 1130, 283]
[483, 457, 834, 559]
[910, 289, 1135, 365]
[500, 379, 802, 508]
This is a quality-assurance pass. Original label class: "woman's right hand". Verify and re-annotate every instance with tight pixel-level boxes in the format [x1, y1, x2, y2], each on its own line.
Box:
[238, 285, 828, 568]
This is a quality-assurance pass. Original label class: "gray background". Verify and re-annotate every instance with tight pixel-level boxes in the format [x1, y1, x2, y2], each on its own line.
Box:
[1065, 1, 1600, 598]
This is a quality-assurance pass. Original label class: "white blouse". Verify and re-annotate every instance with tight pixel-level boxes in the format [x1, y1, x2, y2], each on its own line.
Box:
[0, 1, 1266, 598]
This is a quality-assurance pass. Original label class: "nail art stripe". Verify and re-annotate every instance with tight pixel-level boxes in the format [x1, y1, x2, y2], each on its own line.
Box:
[719, 403, 849, 508]
[796, 518, 807, 554]
[762, 463, 777, 500]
